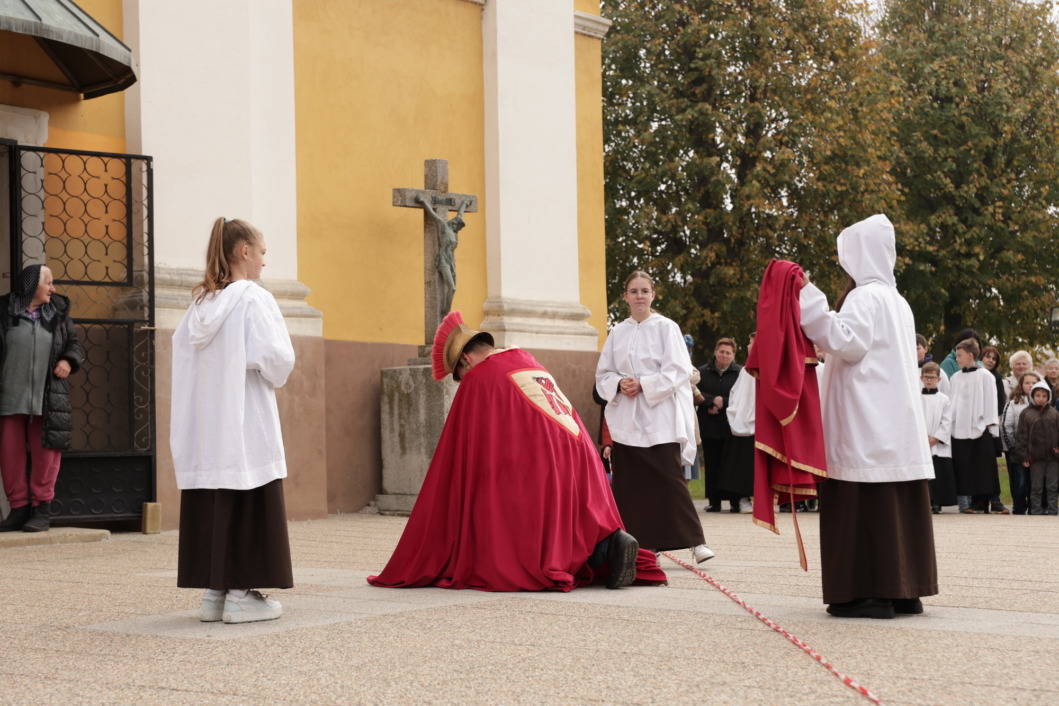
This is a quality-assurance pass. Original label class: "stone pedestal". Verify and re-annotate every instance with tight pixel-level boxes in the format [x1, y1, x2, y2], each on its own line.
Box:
[376, 362, 457, 514]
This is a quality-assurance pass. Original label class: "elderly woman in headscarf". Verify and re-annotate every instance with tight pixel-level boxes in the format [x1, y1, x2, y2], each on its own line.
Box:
[0, 265, 83, 533]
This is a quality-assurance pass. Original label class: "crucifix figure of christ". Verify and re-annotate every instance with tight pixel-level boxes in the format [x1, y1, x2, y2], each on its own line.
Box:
[393, 159, 478, 345]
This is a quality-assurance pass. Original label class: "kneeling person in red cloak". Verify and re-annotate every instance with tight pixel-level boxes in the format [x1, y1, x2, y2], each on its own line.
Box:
[368, 311, 666, 591]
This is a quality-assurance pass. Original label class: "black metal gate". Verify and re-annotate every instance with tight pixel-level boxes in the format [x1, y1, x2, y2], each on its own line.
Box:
[8, 144, 155, 522]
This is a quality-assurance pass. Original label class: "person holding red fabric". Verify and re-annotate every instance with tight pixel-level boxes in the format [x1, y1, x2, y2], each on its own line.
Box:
[368, 311, 666, 592]
[800, 214, 938, 619]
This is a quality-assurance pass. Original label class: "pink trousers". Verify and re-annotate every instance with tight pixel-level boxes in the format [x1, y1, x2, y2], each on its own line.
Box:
[0, 415, 62, 508]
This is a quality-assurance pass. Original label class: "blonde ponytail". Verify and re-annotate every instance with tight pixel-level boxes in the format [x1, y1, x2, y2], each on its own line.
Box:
[193, 217, 261, 302]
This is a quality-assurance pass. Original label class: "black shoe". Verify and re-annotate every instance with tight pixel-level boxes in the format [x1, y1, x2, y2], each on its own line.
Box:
[826, 598, 895, 619]
[0, 505, 32, 532]
[605, 529, 639, 589]
[704, 504, 721, 513]
[22, 502, 51, 533]
[778, 504, 791, 513]
[931, 505, 941, 514]
[893, 598, 924, 615]
[794, 501, 808, 512]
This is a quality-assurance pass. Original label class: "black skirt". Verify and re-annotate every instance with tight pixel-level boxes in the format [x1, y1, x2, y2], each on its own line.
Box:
[929, 456, 958, 506]
[951, 436, 1001, 496]
[818, 478, 938, 604]
[177, 478, 294, 590]
[611, 442, 705, 551]
[718, 434, 755, 497]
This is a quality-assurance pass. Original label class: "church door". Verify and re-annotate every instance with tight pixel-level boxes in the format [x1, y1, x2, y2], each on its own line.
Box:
[7, 143, 156, 524]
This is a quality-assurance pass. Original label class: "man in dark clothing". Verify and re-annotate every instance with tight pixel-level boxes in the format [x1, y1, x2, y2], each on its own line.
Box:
[696, 338, 742, 512]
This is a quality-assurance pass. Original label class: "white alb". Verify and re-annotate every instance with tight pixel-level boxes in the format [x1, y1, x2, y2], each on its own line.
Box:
[799, 214, 934, 483]
[171, 280, 296, 490]
[596, 313, 697, 465]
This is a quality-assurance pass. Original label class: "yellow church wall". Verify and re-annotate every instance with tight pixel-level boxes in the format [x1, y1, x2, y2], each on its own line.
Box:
[293, 0, 487, 344]
[575, 28, 609, 350]
[0, 0, 127, 153]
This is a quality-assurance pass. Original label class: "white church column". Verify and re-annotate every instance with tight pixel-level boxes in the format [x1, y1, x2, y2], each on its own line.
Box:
[122, 0, 319, 333]
[480, 0, 598, 351]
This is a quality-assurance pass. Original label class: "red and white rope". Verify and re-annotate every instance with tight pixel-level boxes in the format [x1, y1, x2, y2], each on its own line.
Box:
[661, 551, 884, 705]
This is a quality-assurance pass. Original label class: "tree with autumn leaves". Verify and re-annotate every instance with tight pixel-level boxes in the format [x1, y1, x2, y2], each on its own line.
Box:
[881, 0, 1059, 352]
[602, 0, 1059, 357]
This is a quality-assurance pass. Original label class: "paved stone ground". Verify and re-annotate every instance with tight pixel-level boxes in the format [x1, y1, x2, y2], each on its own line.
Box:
[1, 504, 1057, 704]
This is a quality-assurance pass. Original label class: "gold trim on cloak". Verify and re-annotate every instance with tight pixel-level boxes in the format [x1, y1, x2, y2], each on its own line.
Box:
[754, 440, 828, 479]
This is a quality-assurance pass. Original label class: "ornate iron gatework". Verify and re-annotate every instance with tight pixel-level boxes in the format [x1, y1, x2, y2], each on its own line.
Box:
[11, 145, 155, 522]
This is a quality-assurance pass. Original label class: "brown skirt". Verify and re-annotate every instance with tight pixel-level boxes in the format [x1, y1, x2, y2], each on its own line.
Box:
[819, 478, 938, 604]
[611, 442, 705, 551]
[177, 479, 294, 590]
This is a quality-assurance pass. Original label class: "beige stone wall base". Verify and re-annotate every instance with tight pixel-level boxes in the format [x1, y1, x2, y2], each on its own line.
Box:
[481, 296, 599, 351]
[154, 266, 323, 337]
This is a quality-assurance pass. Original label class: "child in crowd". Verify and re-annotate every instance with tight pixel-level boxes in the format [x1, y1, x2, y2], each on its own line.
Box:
[948, 339, 1001, 514]
[1016, 381, 1059, 516]
[920, 362, 956, 513]
[916, 333, 949, 395]
[1002, 371, 1041, 515]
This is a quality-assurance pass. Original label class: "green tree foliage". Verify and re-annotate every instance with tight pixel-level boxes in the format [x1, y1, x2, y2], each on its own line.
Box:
[879, 0, 1059, 355]
[602, 0, 899, 355]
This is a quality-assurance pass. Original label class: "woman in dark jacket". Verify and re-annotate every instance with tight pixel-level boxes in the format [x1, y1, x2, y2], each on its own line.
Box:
[0, 265, 83, 532]
[696, 337, 742, 512]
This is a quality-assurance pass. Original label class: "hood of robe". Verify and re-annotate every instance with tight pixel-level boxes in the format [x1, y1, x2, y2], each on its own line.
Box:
[1031, 379, 1054, 405]
[837, 214, 897, 288]
[187, 280, 253, 348]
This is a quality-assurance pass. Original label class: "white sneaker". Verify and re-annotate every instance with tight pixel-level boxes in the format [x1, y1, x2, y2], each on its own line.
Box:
[739, 498, 752, 514]
[222, 590, 282, 624]
[691, 544, 715, 564]
[199, 596, 224, 622]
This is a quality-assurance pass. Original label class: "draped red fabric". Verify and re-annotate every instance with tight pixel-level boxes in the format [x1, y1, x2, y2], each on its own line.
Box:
[744, 260, 828, 563]
[368, 348, 666, 591]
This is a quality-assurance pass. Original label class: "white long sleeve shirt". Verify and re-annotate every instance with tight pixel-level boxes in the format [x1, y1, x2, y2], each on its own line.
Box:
[171, 280, 296, 490]
[595, 313, 697, 465]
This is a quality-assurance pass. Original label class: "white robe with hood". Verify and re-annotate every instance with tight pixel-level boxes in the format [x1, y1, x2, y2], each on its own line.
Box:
[725, 367, 756, 437]
[171, 280, 296, 490]
[596, 313, 697, 466]
[799, 214, 934, 483]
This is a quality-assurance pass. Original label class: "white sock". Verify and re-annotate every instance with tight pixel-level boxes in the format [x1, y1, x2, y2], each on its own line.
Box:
[228, 588, 249, 599]
[203, 588, 225, 599]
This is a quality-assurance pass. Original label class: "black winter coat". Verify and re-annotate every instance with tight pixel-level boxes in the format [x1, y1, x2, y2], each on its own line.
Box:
[0, 293, 84, 450]
[696, 358, 742, 439]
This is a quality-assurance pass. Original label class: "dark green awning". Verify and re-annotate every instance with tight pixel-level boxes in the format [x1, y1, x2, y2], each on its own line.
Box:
[0, 0, 137, 99]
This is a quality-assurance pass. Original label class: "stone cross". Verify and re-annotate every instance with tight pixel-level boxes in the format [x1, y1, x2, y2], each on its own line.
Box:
[393, 159, 478, 346]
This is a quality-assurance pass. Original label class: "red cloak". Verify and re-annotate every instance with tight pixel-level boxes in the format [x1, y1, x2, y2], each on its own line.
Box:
[744, 260, 828, 567]
[368, 348, 666, 591]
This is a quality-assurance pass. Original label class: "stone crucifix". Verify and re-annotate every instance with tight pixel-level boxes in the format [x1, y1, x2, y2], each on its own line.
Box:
[393, 159, 478, 345]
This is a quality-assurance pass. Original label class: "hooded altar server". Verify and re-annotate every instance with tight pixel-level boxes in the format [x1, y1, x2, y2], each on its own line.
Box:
[799, 214, 938, 620]
[171, 217, 295, 624]
[368, 312, 665, 592]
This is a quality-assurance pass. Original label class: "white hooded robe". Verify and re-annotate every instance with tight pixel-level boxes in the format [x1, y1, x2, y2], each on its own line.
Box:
[170, 280, 296, 490]
[799, 214, 934, 483]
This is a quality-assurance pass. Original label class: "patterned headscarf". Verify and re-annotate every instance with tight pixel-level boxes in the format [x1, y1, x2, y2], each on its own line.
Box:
[10, 264, 57, 327]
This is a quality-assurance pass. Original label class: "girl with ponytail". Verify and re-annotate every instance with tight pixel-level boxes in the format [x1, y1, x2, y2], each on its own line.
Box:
[171, 217, 296, 624]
